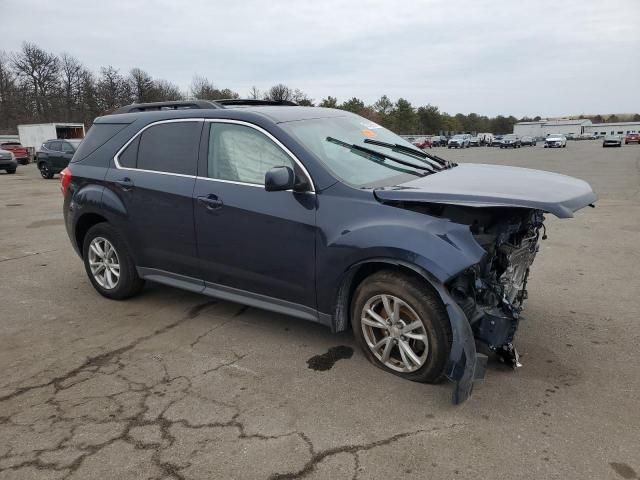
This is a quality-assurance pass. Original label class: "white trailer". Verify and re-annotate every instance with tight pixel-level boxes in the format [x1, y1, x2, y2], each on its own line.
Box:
[17, 123, 85, 155]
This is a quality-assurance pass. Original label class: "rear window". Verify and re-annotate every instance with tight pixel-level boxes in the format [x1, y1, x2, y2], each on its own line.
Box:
[71, 123, 127, 163]
[136, 122, 200, 175]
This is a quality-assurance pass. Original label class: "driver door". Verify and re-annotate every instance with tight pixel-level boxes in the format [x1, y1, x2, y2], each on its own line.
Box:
[193, 121, 317, 316]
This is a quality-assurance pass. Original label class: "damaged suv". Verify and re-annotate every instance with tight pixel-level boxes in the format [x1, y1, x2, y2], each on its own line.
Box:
[62, 100, 596, 403]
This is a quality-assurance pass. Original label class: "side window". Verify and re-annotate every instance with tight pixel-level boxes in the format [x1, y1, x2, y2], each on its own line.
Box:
[207, 123, 294, 184]
[137, 121, 200, 175]
[50, 141, 62, 152]
[118, 136, 139, 168]
[62, 142, 74, 153]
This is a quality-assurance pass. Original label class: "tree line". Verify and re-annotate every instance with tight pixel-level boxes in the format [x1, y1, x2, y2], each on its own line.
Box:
[1, 42, 637, 136]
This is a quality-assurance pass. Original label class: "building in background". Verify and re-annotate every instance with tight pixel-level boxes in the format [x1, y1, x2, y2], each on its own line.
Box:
[583, 122, 640, 136]
[513, 119, 592, 138]
[514, 119, 640, 138]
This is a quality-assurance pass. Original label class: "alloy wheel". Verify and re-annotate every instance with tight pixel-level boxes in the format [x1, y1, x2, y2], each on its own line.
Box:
[360, 294, 429, 372]
[88, 237, 120, 290]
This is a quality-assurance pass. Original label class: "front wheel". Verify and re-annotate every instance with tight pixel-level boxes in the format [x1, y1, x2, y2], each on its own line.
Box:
[39, 163, 54, 179]
[82, 223, 144, 300]
[351, 270, 452, 383]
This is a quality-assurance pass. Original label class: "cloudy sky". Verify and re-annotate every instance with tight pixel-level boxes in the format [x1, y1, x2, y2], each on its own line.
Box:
[3, 0, 639, 117]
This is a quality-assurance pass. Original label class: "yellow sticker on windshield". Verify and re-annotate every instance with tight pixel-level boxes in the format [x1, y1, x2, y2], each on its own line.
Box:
[362, 128, 377, 138]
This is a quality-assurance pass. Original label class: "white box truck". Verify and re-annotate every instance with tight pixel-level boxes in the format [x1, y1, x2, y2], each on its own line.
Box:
[17, 123, 86, 160]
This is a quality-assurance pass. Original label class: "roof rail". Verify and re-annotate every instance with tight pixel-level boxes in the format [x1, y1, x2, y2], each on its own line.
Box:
[214, 99, 298, 107]
[111, 100, 220, 114]
[110, 98, 299, 115]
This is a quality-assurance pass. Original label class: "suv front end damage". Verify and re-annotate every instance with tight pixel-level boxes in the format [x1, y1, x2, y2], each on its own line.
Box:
[448, 208, 544, 369]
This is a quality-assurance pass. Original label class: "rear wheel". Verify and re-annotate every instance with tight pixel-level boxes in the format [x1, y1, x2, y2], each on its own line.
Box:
[39, 163, 54, 179]
[351, 270, 452, 383]
[82, 223, 144, 300]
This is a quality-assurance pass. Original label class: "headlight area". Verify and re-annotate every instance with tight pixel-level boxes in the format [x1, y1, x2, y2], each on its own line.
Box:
[446, 209, 545, 367]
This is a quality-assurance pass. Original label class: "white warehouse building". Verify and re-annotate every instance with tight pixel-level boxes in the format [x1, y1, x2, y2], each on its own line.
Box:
[513, 119, 592, 138]
[514, 119, 640, 138]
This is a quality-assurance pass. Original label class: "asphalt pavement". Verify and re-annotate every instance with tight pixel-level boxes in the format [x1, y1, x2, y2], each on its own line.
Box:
[1, 140, 639, 479]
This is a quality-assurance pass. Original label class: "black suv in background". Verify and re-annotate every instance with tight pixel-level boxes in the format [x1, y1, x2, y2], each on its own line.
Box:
[36, 139, 82, 178]
[60, 100, 596, 403]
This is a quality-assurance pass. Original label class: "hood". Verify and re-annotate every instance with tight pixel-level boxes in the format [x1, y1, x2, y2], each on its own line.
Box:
[374, 163, 597, 218]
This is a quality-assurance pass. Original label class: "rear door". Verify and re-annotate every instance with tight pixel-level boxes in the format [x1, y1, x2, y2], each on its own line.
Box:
[104, 119, 204, 281]
[48, 141, 64, 168]
[60, 141, 75, 167]
[193, 120, 317, 313]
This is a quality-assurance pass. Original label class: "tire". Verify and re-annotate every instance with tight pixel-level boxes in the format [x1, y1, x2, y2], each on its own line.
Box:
[39, 163, 54, 179]
[82, 223, 144, 300]
[351, 270, 452, 384]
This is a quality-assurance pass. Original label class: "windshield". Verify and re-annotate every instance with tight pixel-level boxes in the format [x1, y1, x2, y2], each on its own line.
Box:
[280, 113, 432, 188]
[66, 139, 82, 146]
[452, 135, 465, 139]
[504, 134, 517, 139]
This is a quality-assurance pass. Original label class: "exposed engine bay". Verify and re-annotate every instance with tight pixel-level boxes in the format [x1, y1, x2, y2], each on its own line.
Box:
[395, 202, 546, 368]
[445, 206, 544, 367]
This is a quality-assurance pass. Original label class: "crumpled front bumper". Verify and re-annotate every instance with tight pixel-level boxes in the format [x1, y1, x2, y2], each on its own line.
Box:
[428, 279, 487, 404]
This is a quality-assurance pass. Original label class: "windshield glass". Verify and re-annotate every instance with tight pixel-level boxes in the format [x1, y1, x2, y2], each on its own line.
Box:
[504, 134, 517, 139]
[66, 139, 82, 146]
[451, 134, 465, 139]
[280, 113, 430, 188]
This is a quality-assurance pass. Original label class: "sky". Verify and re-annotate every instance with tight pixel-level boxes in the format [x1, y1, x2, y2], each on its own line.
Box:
[2, 0, 639, 118]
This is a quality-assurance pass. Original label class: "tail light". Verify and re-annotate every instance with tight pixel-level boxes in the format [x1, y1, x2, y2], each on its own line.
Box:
[60, 167, 72, 195]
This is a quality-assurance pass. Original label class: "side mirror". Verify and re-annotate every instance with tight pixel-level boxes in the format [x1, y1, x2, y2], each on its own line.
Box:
[265, 166, 295, 192]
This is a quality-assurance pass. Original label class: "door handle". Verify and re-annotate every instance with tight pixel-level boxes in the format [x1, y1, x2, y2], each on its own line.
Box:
[114, 177, 134, 191]
[197, 194, 223, 211]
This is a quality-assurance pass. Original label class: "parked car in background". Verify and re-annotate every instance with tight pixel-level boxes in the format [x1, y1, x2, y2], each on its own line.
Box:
[469, 136, 480, 146]
[36, 139, 82, 179]
[60, 99, 597, 404]
[412, 137, 432, 150]
[0, 148, 17, 174]
[520, 136, 536, 146]
[448, 134, 470, 149]
[500, 134, 521, 149]
[624, 133, 639, 144]
[0, 142, 29, 165]
[431, 135, 448, 147]
[603, 135, 622, 148]
[492, 135, 504, 147]
[544, 134, 567, 148]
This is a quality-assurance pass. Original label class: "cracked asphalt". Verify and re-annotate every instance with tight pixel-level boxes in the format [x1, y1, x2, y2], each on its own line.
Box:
[1, 141, 639, 479]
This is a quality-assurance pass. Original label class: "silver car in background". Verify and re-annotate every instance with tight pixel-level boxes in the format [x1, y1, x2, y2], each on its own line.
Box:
[0, 148, 17, 174]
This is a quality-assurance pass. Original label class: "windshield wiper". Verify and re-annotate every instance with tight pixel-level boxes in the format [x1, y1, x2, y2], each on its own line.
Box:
[363, 139, 454, 168]
[326, 137, 437, 176]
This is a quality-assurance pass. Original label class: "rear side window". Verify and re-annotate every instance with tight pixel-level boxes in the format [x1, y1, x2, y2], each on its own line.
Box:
[50, 141, 62, 151]
[72, 123, 128, 163]
[136, 122, 200, 175]
[118, 136, 139, 168]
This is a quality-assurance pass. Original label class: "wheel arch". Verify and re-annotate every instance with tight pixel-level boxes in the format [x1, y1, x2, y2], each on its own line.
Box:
[331, 257, 483, 404]
[74, 212, 109, 255]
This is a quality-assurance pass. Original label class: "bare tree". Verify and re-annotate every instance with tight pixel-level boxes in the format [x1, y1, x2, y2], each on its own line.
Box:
[191, 75, 239, 100]
[97, 66, 128, 111]
[154, 79, 183, 101]
[264, 83, 293, 102]
[0, 51, 20, 131]
[11, 42, 60, 118]
[129, 67, 155, 103]
[60, 53, 84, 121]
[248, 85, 261, 99]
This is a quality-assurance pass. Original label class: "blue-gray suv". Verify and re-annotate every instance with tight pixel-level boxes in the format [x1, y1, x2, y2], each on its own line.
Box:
[61, 100, 597, 403]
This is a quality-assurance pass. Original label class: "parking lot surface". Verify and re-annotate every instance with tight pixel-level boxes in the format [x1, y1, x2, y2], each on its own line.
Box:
[1, 141, 639, 480]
